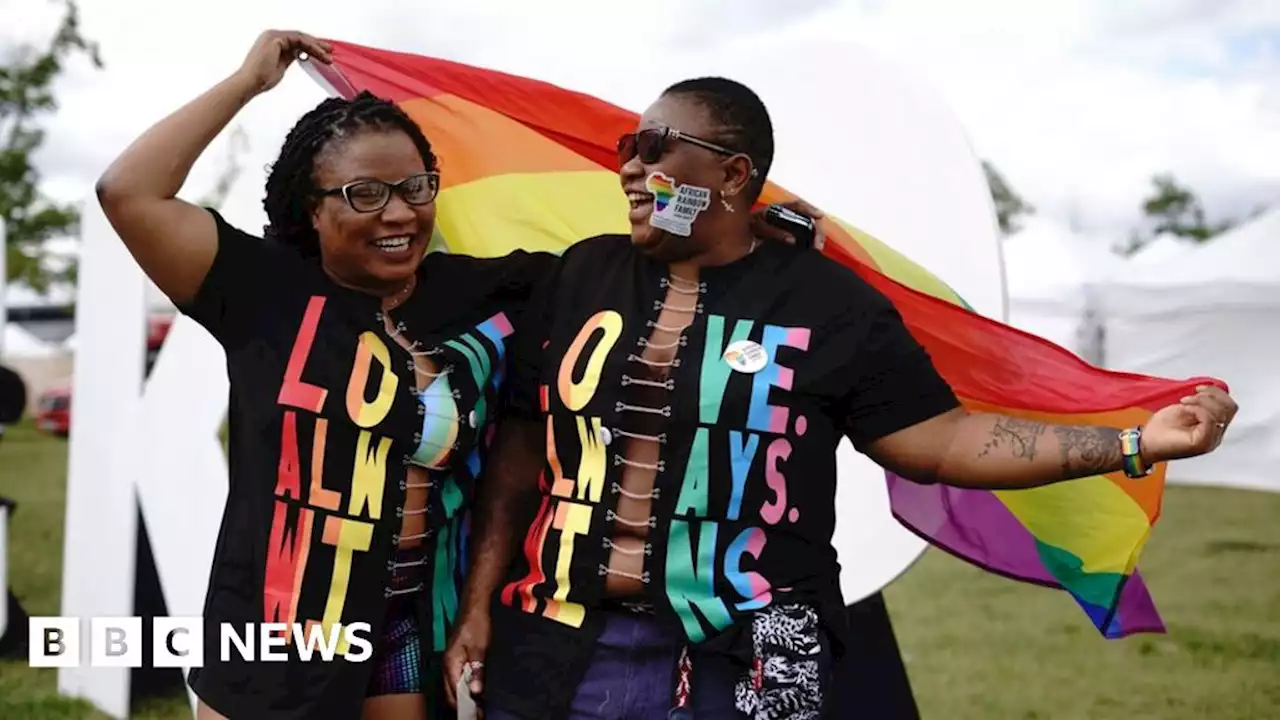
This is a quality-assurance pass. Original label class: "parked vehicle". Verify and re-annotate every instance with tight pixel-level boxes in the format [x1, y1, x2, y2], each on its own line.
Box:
[33, 312, 174, 437]
[34, 384, 70, 436]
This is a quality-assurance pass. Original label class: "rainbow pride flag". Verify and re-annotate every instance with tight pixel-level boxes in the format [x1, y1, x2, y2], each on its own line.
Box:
[307, 40, 1222, 638]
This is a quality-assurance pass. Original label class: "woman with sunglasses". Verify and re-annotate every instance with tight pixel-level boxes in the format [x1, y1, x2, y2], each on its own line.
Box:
[95, 31, 564, 720]
[98, 30, 811, 719]
[447, 76, 1238, 719]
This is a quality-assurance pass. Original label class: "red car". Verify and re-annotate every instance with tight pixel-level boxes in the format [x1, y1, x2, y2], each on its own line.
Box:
[35, 383, 71, 436]
[145, 313, 174, 369]
[33, 312, 175, 437]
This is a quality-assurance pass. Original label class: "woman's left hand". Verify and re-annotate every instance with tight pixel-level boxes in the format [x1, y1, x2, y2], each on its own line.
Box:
[749, 199, 826, 250]
[1141, 384, 1239, 463]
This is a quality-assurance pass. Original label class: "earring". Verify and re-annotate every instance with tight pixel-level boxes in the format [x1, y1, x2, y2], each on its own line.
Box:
[720, 189, 735, 213]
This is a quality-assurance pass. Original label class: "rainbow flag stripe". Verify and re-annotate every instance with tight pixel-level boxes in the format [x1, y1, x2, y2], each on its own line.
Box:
[309, 40, 1222, 638]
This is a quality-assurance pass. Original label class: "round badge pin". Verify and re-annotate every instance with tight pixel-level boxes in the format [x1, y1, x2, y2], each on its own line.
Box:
[722, 340, 768, 374]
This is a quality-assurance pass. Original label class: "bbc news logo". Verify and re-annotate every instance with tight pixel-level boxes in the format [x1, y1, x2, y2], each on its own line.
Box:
[28, 617, 374, 667]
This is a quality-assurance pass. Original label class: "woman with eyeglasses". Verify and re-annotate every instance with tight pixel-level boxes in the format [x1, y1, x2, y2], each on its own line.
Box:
[95, 31, 560, 720]
[446, 76, 1238, 720]
[97, 30, 813, 719]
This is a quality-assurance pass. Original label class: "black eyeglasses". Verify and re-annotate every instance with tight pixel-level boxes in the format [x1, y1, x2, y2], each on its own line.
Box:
[317, 171, 440, 213]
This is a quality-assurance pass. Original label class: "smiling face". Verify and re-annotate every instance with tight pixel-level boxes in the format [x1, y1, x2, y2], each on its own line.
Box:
[310, 128, 437, 292]
[619, 93, 756, 263]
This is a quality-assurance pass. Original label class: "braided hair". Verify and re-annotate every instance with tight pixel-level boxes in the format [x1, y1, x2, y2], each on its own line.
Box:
[662, 77, 774, 203]
[263, 90, 438, 256]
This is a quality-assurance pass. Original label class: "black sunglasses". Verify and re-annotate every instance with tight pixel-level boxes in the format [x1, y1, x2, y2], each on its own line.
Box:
[317, 171, 441, 213]
[617, 127, 746, 166]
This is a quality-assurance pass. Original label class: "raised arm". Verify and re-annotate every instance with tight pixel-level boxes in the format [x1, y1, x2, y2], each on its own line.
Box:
[95, 30, 332, 305]
[865, 384, 1237, 490]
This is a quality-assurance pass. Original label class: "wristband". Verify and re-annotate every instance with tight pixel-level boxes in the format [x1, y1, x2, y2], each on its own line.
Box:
[1118, 427, 1149, 479]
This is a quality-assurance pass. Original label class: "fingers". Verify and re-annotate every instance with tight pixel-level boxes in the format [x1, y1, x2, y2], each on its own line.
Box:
[1196, 384, 1238, 420]
[261, 29, 333, 64]
[1180, 385, 1237, 426]
[749, 213, 794, 245]
[1181, 403, 1213, 426]
[292, 32, 334, 64]
[442, 652, 461, 706]
[1179, 403, 1228, 450]
[763, 227, 796, 245]
[281, 31, 334, 64]
[776, 198, 826, 249]
[779, 197, 825, 219]
[443, 648, 486, 709]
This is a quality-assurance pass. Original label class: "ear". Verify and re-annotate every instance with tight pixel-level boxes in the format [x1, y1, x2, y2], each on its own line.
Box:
[720, 154, 756, 202]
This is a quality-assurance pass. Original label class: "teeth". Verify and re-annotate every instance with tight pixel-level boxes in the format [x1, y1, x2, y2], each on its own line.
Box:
[374, 235, 412, 252]
[627, 192, 652, 208]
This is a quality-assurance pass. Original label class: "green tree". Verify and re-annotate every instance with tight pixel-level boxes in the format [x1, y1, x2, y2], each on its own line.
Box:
[1, 0, 102, 293]
[1140, 172, 1236, 243]
[982, 160, 1034, 235]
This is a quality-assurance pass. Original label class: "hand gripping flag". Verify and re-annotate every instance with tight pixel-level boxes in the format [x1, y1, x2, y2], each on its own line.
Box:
[306, 39, 1226, 638]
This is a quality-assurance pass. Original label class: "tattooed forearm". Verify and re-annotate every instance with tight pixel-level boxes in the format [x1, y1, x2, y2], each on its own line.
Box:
[1051, 425, 1122, 476]
[934, 413, 1128, 490]
[978, 416, 1047, 461]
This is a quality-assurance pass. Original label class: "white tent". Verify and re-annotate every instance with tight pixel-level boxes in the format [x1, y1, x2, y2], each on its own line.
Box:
[1097, 207, 1280, 493]
[1001, 217, 1116, 363]
[1126, 232, 1195, 267]
[2, 323, 59, 359]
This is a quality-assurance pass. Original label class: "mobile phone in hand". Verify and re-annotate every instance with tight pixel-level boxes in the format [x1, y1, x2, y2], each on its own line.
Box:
[763, 204, 818, 249]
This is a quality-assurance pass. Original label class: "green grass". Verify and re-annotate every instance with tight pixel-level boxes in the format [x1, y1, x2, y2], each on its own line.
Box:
[885, 483, 1280, 719]
[0, 422, 189, 720]
[2, 421, 1279, 718]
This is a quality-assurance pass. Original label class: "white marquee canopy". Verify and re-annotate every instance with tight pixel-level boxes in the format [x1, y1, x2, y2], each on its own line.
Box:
[1097, 207, 1280, 493]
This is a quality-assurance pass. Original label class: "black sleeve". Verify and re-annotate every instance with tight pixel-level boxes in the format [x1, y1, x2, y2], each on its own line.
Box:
[495, 236, 617, 421]
[503, 254, 562, 420]
[176, 208, 285, 348]
[834, 293, 961, 450]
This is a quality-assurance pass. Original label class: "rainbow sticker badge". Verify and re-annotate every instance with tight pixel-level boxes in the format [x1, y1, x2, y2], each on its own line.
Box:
[646, 171, 711, 237]
[723, 339, 768, 374]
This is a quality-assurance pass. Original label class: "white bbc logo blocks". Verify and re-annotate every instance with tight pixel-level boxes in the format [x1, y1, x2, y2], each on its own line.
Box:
[30, 617, 203, 668]
[90, 617, 142, 667]
[153, 616, 204, 668]
[29, 617, 81, 668]
[29, 616, 372, 666]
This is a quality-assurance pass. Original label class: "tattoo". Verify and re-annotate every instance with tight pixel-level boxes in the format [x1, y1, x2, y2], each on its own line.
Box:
[1051, 426, 1122, 476]
[979, 417, 1047, 461]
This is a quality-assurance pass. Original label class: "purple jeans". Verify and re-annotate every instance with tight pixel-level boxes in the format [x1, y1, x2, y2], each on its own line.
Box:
[485, 610, 748, 719]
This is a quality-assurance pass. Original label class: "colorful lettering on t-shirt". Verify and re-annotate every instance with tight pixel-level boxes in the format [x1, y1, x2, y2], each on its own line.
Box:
[505, 309, 813, 642]
[263, 300, 512, 655]
[506, 310, 622, 629]
[665, 316, 811, 641]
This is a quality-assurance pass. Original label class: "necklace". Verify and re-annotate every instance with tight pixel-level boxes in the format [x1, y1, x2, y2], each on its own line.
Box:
[383, 274, 417, 311]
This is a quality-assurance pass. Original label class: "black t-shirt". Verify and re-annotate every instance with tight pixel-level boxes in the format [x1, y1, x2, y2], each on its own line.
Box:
[180, 210, 554, 719]
[484, 234, 960, 719]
